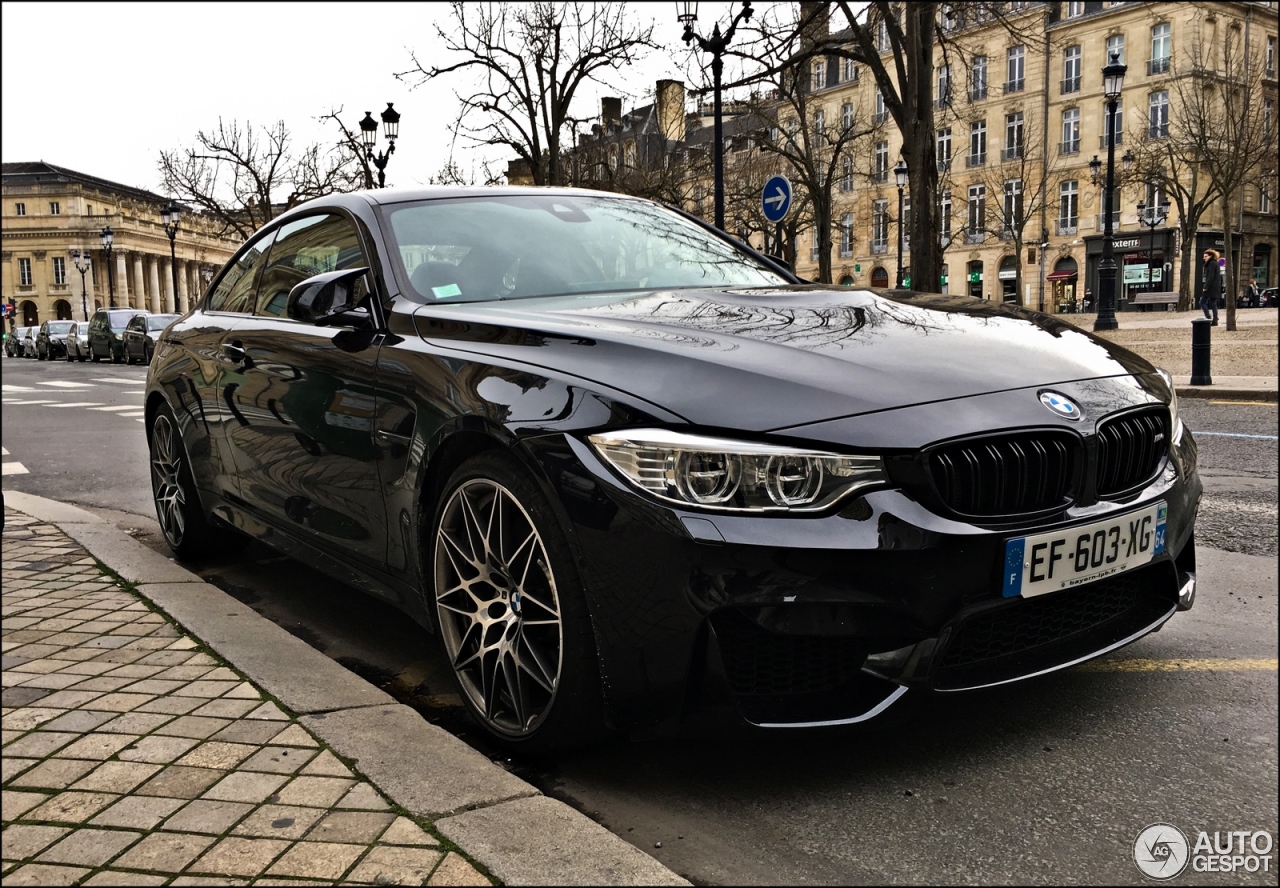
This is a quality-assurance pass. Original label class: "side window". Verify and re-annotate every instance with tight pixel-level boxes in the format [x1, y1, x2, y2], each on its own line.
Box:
[207, 230, 278, 314]
[255, 214, 370, 317]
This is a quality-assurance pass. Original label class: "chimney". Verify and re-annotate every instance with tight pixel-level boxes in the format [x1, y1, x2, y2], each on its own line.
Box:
[798, 1, 830, 52]
[655, 80, 686, 143]
[602, 97, 623, 131]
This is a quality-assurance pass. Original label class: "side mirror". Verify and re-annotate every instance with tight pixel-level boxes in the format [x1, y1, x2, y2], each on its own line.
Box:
[286, 267, 370, 326]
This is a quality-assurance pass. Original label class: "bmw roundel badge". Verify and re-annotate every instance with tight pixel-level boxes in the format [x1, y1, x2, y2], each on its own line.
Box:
[1039, 391, 1082, 421]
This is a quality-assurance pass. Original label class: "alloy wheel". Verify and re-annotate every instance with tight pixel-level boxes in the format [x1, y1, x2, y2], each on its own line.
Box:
[150, 413, 187, 548]
[434, 479, 563, 738]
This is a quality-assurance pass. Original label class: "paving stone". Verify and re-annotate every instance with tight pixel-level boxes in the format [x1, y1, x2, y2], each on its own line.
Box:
[1, 823, 70, 860]
[8, 757, 99, 790]
[2, 790, 52, 820]
[298, 751, 352, 779]
[178, 741, 258, 770]
[239, 747, 317, 775]
[4, 730, 78, 758]
[158, 715, 234, 740]
[36, 710, 116, 733]
[223, 683, 262, 700]
[103, 664, 166, 680]
[232, 804, 327, 840]
[272, 776, 355, 809]
[111, 830, 217, 874]
[121, 678, 190, 695]
[65, 676, 136, 693]
[426, 852, 491, 886]
[71, 760, 163, 794]
[335, 784, 389, 811]
[97, 711, 175, 735]
[1, 757, 38, 782]
[248, 879, 331, 886]
[29, 690, 102, 709]
[35, 828, 142, 867]
[82, 871, 169, 886]
[190, 836, 291, 878]
[0, 687, 52, 707]
[57, 731, 140, 761]
[88, 794, 186, 830]
[212, 721, 288, 746]
[194, 699, 260, 719]
[175, 681, 241, 699]
[118, 734, 201, 763]
[202, 772, 290, 804]
[164, 799, 256, 835]
[265, 841, 365, 880]
[135, 695, 205, 715]
[246, 703, 289, 721]
[83, 692, 155, 712]
[346, 844, 446, 885]
[379, 816, 439, 847]
[1, 862, 91, 885]
[136, 765, 226, 799]
[1, 707, 64, 731]
[154, 665, 218, 681]
[304, 810, 395, 845]
[22, 791, 118, 824]
[265, 725, 318, 749]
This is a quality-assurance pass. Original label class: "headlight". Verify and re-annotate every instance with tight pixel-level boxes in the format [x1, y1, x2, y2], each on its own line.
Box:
[587, 429, 885, 513]
[114, 333, 123, 340]
[1156, 368, 1182, 443]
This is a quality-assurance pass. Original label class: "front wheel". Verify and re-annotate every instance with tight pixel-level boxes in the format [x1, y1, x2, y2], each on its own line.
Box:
[432, 451, 606, 753]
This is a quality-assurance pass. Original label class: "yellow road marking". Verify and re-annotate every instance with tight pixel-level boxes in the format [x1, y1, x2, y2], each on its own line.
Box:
[1077, 657, 1278, 673]
[1208, 400, 1276, 407]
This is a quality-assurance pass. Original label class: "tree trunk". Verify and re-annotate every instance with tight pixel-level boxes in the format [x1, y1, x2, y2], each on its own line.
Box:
[816, 203, 833, 284]
[904, 2, 940, 294]
[1222, 193, 1236, 331]
[1178, 227, 1196, 312]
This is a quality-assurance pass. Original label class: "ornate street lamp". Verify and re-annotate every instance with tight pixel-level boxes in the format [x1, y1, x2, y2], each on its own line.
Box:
[1136, 196, 1170, 294]
[679, 1, 754, 231]
[1094, 51, 1127, 332]
[161, 204, 181, 312]
[70, 249, 92, 320]
[100, 226, 116, 308]
[894, 159, 909, 288]
[359, 103, 401, 188]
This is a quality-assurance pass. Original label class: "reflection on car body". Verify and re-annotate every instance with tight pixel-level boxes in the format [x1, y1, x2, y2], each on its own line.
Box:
[144, 187, 1202, 752]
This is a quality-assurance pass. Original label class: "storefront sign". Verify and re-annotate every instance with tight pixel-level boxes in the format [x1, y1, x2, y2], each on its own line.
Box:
[998, 268, 1018, 280]
[1112, 237, 1142, 250]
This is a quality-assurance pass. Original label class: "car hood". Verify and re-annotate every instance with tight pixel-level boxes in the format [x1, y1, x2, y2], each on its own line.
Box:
[413, 286, 1158, 431]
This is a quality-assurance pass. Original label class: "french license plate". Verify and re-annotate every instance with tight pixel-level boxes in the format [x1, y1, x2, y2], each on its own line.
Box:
[1002, 502, 1167, 598]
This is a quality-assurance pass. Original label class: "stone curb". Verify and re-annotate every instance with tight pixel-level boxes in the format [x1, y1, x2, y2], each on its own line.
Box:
[1175, 386, 1278, 402]
[2, 490, 690, 887]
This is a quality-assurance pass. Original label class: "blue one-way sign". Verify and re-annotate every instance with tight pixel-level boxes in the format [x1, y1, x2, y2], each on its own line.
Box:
[761, 175, 792, 223]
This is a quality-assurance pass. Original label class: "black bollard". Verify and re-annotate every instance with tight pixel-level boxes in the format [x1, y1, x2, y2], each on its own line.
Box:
[1190, 318, 1212, 386]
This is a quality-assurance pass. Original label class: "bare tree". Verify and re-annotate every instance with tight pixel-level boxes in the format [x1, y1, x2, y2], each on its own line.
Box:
[158, 119, 358, 240]
[397, 1, 658, 187]
[1163, 8, 1276, 330]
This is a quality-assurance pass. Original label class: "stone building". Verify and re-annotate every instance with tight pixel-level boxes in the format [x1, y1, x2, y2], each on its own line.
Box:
[2, 162, 242, 329]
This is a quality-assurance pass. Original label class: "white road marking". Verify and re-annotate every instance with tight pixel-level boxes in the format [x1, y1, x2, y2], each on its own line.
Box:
[118, 411, 146, 418]
[1194, 431, 1278, 440]
[1, 446, 8, 455]
[38, 381, 96, 388]
[2, 462, 29, 475]
[92, 377, 144, 385]
[1, 385, 37, 392]
[48, 402, 103, 408]
[90, 405, 144, 412]
[1, 399, 58, 405]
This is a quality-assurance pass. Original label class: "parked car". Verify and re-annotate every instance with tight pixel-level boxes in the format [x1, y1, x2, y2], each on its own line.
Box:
[146, 188, 1202, 752]
[1262, 287, 1278, 308]
[65, 321, 91, 362]
[88, 308, 147, 363]
[36, 319, 75, 360]
[124, 312, 180, 364]
[21, 326, 38, 358]
[6, 326, 31, 358]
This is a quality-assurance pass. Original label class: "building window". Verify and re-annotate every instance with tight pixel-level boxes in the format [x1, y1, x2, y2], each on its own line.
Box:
[1061, 108, 1081, 154]
[843, 57, 858, 82]
[842, 102, 853, 131]
[1004, 112, 1024, 160]
[812, 58, 827, 90]
[1063, 46, 1082, 94]
[937, 64, 953, 107]
[873, 87, 888, 125]
[14, 202, 25, 216]
[624, 142, 636, 168]
[877, 15, 890, 53]
[1149, 23, 1171, 75]
[840, 213, 854, 257]
[942, 4, 959, 33]
[19, 257, 32, 286]
[1006, 45, 1026, 93]
[1267, 36, 1276, 78]
[1261, 180, 1273, 215]
[936, 127, 952, 171]
[1107, 33, 1126, 66]
[1059, 180, 1079, 234]
[967, 184, 986, 240]
[971, 56, 988, 100]
[872, 200, 889, 253]
[52, 256, 66, 286]
[969, 120, 987, 166]
[607, 146, 618, 172]
[874, 141, 889, 183]
[841, 155, 854, 192]
[1067, 1, 1084, 18]
[1148, 90, 1169, 139]
[810, 229, 821, 261]
[940, 190, 952, 242]
[814, 109, 826, 140]
[1003, 179, 1024, 236]
[768, 125, 779, 143]
[48, 201, 60, 215]
[1103, 98, 1124, 147]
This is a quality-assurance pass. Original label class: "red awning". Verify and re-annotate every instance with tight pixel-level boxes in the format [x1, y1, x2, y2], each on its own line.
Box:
[1046, 270, 1078, 281]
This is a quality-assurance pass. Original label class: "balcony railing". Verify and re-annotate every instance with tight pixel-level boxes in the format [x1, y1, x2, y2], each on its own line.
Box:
[1060, 76, 1081, 94]
[1004, 78, 1025, 93]
[969, 86, 988, 101]
[1060, 139, 1081, 155]
[873, 111, 889, 125]
[935, 95, 953, 110]
[1097, 211, 1121, 229]
[965, 231, 985, 244]
[1100, 132, 1124, 148]
[1057, 222, 1079, 236]
[1147, 123, 1169, 140]
[1147, 56, 1171, 75]
[871, 241, 889, 254]
[872, 169, 889, 184]
[937, 158, 953, 172]
[1002, 146, 1024, 161]
[966, 152, 987, 168]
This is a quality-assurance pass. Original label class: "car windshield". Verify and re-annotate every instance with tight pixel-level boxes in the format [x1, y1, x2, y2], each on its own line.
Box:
[148, 315, 178, 331]
[382, 194, 786, 304]
[46, 322, 73, 334]
[109, 312, 140, 332]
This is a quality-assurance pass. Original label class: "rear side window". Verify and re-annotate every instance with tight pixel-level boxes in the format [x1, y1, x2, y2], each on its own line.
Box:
[208, 230, 278, 314]
[255, 214, 370, 317]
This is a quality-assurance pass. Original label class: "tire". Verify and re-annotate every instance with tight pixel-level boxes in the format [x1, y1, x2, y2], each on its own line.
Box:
[110, 345, 123, 364]
[37, 349, 46, 361]
[432, 450, 606, 753]
[149, 403, 250, 560]
[91, 345, 101, 363]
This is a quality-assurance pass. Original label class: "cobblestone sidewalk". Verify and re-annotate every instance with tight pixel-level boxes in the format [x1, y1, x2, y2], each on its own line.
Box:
[1, 509, 493, 887]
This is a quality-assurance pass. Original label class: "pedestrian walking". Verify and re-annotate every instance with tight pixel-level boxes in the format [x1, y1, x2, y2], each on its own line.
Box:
[1200, 248, 1222, 325]
[1245, 279, 1260, 308]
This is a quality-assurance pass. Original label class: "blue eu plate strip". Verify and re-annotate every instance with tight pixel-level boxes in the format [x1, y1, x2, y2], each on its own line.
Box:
[1155, 504, 1167, 555]
[1003, 538, 1025, 598]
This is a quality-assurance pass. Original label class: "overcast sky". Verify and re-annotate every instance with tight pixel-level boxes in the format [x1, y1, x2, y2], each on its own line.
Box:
[1, 2, 711, 196]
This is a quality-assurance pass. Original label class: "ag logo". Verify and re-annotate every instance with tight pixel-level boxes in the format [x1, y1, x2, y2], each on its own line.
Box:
[1134, 823, 1190, 880]
[1039, 390, 1083, 421]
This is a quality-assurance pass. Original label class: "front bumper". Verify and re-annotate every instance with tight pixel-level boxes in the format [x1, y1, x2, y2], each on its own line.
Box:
[523, 423, 1201, 735]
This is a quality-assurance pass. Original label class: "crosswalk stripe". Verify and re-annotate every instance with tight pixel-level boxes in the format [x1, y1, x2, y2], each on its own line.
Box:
[38, 381, 96, 388]
[89, 405, 144, 412]
[1, 385, 37, 392]
[1, 399, 58, 405]
[48, 402, 103, 408]
[2, 462, 29, 476]
[92, 378, 143, 385]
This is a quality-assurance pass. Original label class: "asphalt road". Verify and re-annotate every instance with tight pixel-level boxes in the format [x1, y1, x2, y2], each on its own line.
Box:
[3, 353, 1277, 885]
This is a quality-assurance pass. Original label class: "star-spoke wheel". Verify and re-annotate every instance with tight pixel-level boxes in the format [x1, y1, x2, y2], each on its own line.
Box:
[434, 477, 563, 738]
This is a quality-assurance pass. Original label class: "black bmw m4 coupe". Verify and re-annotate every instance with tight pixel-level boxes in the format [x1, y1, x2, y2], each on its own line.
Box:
[145, 187, 1201, 751]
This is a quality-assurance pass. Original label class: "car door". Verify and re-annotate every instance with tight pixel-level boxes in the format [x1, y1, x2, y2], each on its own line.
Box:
[222, 211, 388, 567]
[124, 316, 144, 361]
